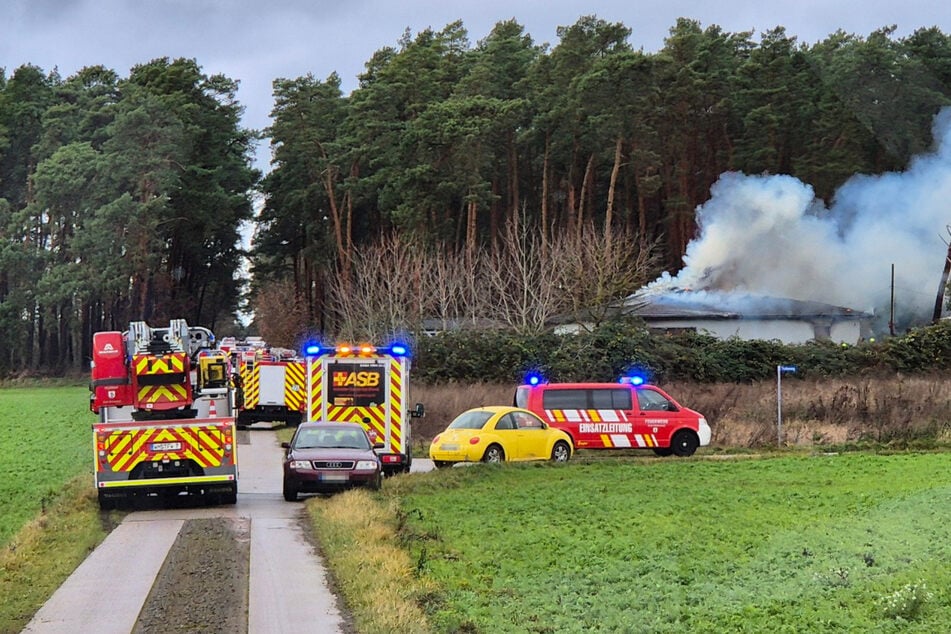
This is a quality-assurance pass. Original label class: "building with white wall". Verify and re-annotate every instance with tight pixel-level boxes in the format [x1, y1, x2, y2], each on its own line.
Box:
[553, 290, 874, 345]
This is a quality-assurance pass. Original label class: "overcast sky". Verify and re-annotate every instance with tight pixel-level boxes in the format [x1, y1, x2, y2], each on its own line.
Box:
[2, 0, 949, 173]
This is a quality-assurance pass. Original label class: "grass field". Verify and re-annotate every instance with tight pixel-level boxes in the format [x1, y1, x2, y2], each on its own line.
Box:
[0, 385, 91, 546]
[312, 452, 951, 633]
[0, 384, 108, 633]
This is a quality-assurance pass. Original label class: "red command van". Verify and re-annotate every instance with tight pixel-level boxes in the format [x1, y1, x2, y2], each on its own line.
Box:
[514, 378, 711, 456]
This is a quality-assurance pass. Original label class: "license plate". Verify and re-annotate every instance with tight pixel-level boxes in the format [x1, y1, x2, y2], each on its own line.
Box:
[440, 443, 459, 451]
[151, 442, 182, 452]
[319, 473, 348, 482]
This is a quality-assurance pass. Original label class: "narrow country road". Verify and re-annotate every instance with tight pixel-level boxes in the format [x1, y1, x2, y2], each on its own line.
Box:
[22, 428, 433, 633]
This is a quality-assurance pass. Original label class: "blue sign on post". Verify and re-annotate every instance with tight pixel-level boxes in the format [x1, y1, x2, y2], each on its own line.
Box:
[776, 365, 798, 447]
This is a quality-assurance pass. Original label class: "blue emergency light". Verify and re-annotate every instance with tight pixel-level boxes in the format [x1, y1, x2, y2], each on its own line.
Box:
[303, 342, 323, 356]
[387, 343, 409, 357]
[525, 372, 544, 386]
[619, 375, 646, 386]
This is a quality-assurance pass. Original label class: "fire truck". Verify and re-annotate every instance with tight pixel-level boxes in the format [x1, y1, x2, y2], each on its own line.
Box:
[220, 337, 305, 429]
[90, 319, 239, 509]
[302, 342, 424, 476]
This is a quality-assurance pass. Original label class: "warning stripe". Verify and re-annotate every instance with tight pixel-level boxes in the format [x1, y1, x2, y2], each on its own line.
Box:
[100, 474, 234, 488]
[389, 362, 403, 450]
[284, 361, 305, 411]
[103, 424, 232, 472]
[598, 433, 656, 448]
[137, 384, 189, 405]
[325, 405, 390, 444]
[241, 365, 260, 408]
[546, 409, 628, 422]
[309, 364, 324, 422]
[134, 353, 186, 375]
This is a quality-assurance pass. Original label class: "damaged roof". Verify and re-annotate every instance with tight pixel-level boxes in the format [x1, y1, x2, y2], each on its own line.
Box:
[623, 289, 873, 321]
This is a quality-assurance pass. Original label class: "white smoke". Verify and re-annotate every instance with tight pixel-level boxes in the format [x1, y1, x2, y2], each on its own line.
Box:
[650, 107, 951, 328]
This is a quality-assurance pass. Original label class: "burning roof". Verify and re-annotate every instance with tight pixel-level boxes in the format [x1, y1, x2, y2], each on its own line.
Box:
[625, 289, 872, 322]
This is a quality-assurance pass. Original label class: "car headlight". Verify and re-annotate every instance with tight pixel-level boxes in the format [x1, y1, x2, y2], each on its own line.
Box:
[355, 460, 379, 471]
[288, 460, 312, 470]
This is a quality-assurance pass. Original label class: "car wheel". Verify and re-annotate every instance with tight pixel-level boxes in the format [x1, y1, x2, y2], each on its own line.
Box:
[433, 460, 452, 469]
[282, 478, 299, 502]
[551, 440, 571, 463]
[482, 444, 505, 463]
[670, 430, 700, 457]
[369, 472, 382, 491]
[652, 447, 674, 457]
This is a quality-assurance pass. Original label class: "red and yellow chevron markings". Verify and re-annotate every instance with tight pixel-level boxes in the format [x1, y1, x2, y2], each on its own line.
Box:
[133, 353, 187, 375]
[100, 423, 234, 472]
[240, 363, 260, 408]
[136, 384, 189, 405]
[284, 361, 305, 411]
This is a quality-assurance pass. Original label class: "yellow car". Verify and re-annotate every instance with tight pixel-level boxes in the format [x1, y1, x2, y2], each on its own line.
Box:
[429, 406, 573, 468]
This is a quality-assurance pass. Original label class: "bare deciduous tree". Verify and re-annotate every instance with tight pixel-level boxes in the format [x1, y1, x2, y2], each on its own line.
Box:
[325, 232, 426, 341]
[551, 222, 659, 330]
[251, 279, 308, 348]
[321, 219, 657, 340]
[419, 246, 471, 332]
[482, 214, 566, 334]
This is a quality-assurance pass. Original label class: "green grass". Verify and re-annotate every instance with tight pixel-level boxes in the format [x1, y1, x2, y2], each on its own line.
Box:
[0, 386, 92, 547]
[0, 385, 109, 633]
[0, 476, 109, 634]
[389, 454, 951, 633]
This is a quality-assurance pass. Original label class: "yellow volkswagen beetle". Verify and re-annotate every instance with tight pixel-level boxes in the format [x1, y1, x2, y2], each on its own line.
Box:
[429, 406, 573, 468]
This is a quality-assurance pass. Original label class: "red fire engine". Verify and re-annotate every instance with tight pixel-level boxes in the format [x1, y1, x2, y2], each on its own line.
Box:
[90, 320, 238, 509]
[219, 337, 306, 429]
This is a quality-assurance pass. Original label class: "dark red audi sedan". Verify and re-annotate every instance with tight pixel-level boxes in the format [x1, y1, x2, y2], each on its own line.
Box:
[281, 421, 384, 501]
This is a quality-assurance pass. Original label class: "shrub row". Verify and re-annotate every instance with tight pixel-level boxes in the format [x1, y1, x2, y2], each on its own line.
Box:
[413, 318, 951, 384]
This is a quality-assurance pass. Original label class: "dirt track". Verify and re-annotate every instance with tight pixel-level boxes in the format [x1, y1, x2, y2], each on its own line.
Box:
[132, 516, 251, 633]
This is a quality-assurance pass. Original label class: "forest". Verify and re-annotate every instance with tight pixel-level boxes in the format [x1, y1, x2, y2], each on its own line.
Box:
[1, 15, 951, 374]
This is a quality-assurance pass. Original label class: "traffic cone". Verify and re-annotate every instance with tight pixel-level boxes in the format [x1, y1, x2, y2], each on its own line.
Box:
[208, 399, 218, 418]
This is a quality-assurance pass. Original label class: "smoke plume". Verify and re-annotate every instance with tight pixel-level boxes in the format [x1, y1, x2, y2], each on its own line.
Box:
[650, 107, 951, 330]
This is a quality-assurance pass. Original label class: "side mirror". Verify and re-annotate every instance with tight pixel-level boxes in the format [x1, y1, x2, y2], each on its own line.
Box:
[373, 442, 385, 450]
[280, 441, 290, 449]
[411, 403, 425, 418]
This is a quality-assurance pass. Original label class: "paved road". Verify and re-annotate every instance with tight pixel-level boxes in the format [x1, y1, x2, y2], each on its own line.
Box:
[23, 429, 433, 633]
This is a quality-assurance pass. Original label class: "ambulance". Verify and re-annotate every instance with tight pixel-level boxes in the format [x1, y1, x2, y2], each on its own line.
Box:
[302, 342, 424, 476]
[514, 375, 711, 456]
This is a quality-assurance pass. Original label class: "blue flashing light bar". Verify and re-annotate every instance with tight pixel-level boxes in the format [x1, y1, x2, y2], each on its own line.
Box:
[619, 375, 646, 386]
[525, 373, 544, 386]
[303, 342, 411, 357]
[388, 343, 409, 357]
[303, 343, 323, 356]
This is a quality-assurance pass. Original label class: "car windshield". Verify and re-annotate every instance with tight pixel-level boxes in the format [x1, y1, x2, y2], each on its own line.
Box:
[447, 410, 493, 430]
[296, 428, 370, 450]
